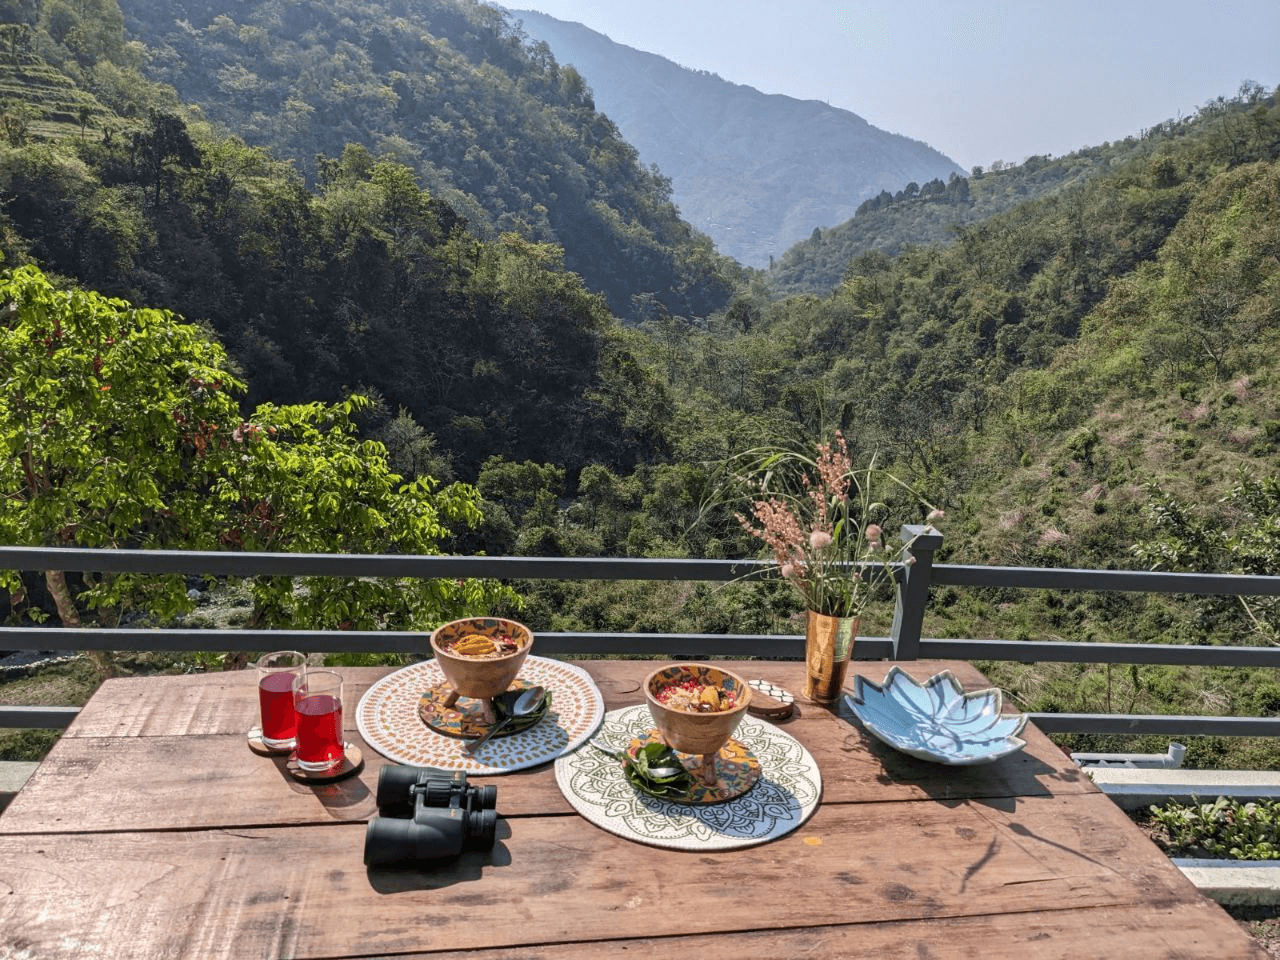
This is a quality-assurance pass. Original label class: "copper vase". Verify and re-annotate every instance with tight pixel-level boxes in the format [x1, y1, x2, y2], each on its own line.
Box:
[804, 611, 858, 705]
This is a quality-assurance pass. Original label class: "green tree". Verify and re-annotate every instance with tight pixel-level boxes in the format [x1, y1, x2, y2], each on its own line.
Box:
[1136, 477, 1280, 644]
[130, 111, 201, 206]
[0, 263, 243, 626]
[0, 265, 516, 632]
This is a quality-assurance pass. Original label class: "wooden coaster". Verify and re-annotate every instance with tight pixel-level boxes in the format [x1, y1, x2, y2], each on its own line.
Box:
[746, 679, 796, 721]
[247, 727, 294, 756]
[625, 731, 762, 805]
[285, 743, 364, 783]
[417, 679, 544, 739]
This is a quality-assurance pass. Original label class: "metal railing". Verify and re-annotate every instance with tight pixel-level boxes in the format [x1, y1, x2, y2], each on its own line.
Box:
[4, 527, 1280, 738]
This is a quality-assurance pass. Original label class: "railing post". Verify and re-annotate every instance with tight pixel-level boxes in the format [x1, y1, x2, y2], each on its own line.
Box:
[890, 524, 943, 660]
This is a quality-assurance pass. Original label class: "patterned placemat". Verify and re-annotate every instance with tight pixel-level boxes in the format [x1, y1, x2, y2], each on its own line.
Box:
[357, 656, 605, 774]
[554, 704, 822, 851]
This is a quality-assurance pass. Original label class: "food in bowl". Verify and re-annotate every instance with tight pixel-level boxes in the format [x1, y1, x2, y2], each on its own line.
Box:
[653, 677, 741, 713]
[442, 632, 525, 659]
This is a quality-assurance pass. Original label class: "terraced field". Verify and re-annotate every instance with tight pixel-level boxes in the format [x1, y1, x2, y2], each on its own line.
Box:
[0, 48, 116, 143]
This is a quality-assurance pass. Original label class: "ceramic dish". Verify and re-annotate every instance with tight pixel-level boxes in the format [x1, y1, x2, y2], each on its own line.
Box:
[846, 667, 1028, 765]
[623, 731, 762, 805]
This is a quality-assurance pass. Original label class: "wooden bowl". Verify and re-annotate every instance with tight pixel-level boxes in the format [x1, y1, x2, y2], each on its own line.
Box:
[429, 617, 533, 702]
[644, 663, 752, 757]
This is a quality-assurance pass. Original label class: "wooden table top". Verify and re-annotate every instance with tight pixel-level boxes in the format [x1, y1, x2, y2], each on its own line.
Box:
[0, 659, 1264, 959]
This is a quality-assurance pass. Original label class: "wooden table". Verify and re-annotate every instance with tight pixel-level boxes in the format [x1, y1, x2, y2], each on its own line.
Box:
[0, 660, 1264, 959]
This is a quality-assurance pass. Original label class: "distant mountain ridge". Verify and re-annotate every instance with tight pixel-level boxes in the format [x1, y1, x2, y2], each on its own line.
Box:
[507, 9, 964, 268]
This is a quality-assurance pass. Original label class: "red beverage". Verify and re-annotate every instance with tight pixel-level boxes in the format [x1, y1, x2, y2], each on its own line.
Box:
[294, 693, 344, 768]
[258, 671, 299, 744]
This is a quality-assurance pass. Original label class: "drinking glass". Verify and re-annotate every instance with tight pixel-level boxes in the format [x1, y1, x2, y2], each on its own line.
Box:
[256, 650, 307, 749]
[292, 670, 345, 772]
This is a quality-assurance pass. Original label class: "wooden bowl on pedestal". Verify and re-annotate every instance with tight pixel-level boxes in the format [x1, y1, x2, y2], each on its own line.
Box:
[644, 664, 752, 785]
[430, 617, 533, 706]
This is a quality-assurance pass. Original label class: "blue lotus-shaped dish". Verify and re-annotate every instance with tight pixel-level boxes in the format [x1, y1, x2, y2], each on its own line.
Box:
[846, 668, 1028, 765]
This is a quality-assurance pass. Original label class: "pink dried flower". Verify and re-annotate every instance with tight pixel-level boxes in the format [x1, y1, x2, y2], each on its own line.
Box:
[727, 435, 940, 617]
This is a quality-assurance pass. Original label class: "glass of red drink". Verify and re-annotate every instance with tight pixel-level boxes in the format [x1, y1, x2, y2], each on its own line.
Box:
[291, 670, 345, 772]
[256, 650, 307, 749]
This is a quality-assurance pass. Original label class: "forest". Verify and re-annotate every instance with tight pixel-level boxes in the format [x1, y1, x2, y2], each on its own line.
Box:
[1, 0, 1279, 768]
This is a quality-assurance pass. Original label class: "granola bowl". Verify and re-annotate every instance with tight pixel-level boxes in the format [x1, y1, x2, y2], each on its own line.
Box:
[644, 664, 752, 788]
[430, 617, 533, 703]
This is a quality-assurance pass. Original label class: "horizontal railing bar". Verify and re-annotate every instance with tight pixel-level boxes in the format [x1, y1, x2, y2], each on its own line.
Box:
[0, 547, 769, 582]
[2, 628, 1272, 666]
[933, 564, 1280, 596]
[1028, 713, 1280, 737]
[6, 548, 1278, 597]
[918, 638, 1280, 668]
[0, 627, 813, 657]
[0, 705, 80, 728]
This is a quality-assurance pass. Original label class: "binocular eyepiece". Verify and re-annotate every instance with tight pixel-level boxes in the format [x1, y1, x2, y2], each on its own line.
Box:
[364, 765, 498, 867]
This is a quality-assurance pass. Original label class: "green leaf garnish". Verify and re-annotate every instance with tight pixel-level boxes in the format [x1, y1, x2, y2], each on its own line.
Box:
[623, 742, 694, 797]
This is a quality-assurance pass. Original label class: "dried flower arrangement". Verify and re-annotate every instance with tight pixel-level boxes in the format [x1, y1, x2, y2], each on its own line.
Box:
[729, 433, 943, 619]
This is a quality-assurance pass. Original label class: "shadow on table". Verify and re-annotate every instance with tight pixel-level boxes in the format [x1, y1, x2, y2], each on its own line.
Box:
[266, 751, 377, 821]
[834, 705, 1120, 884]
[831, 696, 1091, 809]
[366, 820, 514, 893]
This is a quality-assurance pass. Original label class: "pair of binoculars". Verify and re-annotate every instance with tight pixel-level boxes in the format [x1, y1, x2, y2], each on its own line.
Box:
[363, 765, 498, 867]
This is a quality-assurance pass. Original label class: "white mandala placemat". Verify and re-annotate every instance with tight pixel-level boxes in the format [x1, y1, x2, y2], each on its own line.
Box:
[554, 704, 822, 851]
[357, 656, 605, 774]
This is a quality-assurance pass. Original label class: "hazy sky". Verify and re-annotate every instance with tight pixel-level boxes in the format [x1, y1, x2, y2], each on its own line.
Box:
[506, 1, 1279, 171]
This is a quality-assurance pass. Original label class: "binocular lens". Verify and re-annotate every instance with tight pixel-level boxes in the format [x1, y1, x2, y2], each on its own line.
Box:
[375, 765, 498, 814]
[468, 808, 497, 849]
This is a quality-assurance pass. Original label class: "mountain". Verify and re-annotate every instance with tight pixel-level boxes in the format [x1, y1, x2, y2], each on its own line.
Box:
[506, 9, 964, 268]
[111, 0, 737, 321]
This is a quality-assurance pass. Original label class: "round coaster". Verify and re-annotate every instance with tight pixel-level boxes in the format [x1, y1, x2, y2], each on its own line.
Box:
[746, 679, 796, 721]
[246, 727, 294, 756]
[417, 678, 546, 739]
[625, 731, 762, 804]
[285, 743, 364, 783]
[555, 704, 822, 852]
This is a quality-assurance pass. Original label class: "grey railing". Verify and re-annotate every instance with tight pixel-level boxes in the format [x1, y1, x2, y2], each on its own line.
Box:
[4, 527, 1280, 738]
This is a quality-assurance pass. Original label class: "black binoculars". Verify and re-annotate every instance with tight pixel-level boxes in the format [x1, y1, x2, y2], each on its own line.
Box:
[363, 765, 498, 867]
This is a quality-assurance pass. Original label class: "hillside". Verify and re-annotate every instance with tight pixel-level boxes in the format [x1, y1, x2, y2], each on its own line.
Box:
[508, 8, 964, 269]
[765, 123, 1214, 297]
[113, 0, 737, 320]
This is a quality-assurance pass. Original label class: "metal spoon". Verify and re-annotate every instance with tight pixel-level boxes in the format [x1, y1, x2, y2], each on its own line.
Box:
[463, 685, 546, 754]
[590, 738, 684, 780]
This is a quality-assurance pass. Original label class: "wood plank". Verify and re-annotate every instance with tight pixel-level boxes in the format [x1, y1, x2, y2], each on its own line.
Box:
[63, 660, 1000, 735]
[0, 723, 1091, 833]
[0, 793, 1235, 959]
[286, 903, 1266, 960]
[61, 667, 393, 738]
